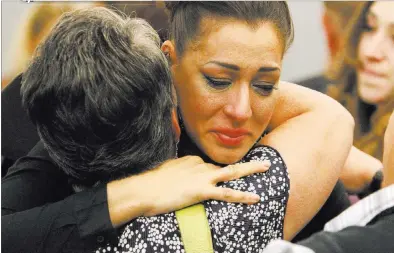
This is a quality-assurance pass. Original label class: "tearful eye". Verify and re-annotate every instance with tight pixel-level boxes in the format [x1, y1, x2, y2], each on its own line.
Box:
[203, 75, 232, 90]
[252, 82, 278, 96]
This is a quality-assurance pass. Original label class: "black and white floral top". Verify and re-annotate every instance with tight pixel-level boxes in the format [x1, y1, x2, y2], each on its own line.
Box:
[96, 145, 290, 253]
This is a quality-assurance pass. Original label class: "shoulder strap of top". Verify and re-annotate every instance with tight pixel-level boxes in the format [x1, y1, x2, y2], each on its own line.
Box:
[175, 203, 214, 253]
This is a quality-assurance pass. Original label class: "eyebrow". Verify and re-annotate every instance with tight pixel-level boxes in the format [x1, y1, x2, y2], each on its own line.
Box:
[207, 61, 280, 73]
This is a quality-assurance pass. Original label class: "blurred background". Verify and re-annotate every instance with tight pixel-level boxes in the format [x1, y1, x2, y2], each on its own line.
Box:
[1, 1, 326, 88]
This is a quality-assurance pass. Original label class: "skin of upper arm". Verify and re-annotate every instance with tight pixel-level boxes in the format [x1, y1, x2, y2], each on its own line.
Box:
[261, 81, 355, 240]
[268, 81, 348, 130]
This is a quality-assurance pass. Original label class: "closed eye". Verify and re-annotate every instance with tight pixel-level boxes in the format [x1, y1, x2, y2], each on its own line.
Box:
[252, 82, 278, 96]
[203, 75, 232, 90]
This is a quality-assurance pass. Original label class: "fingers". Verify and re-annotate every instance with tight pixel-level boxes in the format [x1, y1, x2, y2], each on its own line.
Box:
[206, 187, 261, 204]
[213, 160, 271, 182]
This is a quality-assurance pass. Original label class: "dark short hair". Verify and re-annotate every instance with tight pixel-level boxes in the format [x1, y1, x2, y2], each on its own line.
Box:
[165, 1, 294, 57]
[21, 7, 176, 186]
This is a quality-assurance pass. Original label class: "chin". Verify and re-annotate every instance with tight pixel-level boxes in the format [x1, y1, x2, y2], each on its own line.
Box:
[359, 91, 391, 105]
[207, 149, 247, 165]
[358, 85, 392, 105]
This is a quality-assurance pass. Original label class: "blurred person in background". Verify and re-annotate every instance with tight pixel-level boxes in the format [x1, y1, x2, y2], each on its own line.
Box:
[297, 2, 364, 93]
[328, 1, 394, 195]
[329, 1, 394, 160]
[299, 1, 388, 196]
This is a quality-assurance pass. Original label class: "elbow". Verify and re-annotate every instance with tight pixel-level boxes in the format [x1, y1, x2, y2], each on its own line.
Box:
[316, 97, 355, 156]
[324, 97, 355, 134]
[336, 104, 355, 134]
[337, 104, 355, 134]
[327, 101, 355, 160]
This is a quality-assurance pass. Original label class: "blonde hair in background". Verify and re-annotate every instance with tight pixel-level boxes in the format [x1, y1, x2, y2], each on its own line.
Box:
[4, 2, 100, 88]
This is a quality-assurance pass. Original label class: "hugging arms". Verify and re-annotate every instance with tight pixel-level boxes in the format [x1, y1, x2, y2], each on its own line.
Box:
[2, 3, 354, 252]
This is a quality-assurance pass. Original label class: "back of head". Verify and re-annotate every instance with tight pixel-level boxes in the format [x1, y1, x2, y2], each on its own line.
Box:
[165, 1, 294, 57]
[21, 7, 176, 186]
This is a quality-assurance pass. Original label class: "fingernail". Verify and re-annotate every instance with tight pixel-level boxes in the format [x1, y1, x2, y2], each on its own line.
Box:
[262, 160, 271, 167]
[250, 194, 261, 202]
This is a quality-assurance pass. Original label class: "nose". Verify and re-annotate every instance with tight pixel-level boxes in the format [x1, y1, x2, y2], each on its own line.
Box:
[223, 84, 252, 123]
[363, 31, 386, 62]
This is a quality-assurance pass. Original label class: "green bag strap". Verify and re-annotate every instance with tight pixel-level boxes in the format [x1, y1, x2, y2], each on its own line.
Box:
[175, 203, 214, 253]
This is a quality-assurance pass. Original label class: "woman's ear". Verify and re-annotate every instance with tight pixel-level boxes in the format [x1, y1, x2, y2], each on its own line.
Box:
[161, 40, 178, 65]
[171, 108, 181, 142]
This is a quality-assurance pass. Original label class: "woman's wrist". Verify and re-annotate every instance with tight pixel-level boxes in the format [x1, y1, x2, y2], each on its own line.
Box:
[357, 169, 384, 199]
[107, 175, 149, 228]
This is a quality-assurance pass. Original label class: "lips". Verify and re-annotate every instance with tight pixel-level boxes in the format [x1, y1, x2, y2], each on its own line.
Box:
[362, 68, 386, 78]
[212, 128, 250, 146]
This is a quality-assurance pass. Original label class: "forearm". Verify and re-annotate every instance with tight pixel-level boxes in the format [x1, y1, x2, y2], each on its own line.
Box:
[340, 146, 383, 192]
[262, 82, 354, 240]
[107, 175, 148, 228]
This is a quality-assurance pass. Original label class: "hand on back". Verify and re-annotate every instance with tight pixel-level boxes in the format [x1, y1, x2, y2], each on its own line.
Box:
[138, 156, 271, 216]
[107, 156, 270, 227]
